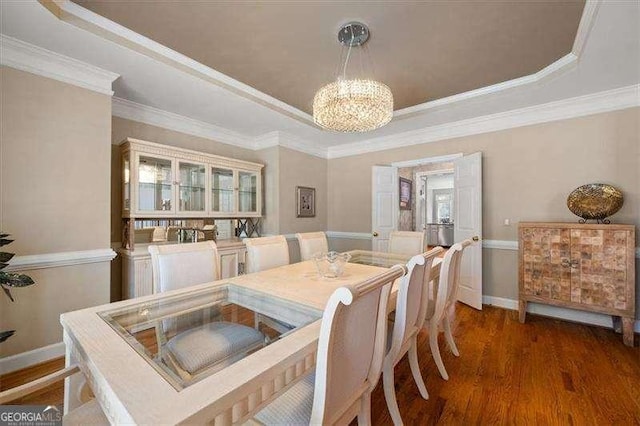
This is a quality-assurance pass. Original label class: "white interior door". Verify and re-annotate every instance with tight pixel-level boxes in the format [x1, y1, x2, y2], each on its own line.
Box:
[371, 166, 398, 252]
[454, 152, 483, 310]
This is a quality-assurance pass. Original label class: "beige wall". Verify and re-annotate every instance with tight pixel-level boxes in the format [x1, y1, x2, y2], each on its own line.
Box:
[278, 147, 328, 235]
[327, 108, 640, 312]
[255, 146, 279, 236]
[1, 66, 112, 356]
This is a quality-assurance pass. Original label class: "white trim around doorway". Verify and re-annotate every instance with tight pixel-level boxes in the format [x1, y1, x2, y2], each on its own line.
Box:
[390, 153, 463, 168]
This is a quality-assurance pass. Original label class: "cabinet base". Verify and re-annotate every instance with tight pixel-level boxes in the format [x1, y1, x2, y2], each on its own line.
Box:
[518, 298, 635, 347]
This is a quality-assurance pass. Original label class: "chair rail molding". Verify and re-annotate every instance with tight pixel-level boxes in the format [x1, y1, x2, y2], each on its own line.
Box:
[4, 248, 117, 272]
[326, 231, 373, 240]
[0, 35, 119, 96]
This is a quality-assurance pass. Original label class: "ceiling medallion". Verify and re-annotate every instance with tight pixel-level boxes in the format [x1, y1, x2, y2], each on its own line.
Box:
[313, 22, 393, 133]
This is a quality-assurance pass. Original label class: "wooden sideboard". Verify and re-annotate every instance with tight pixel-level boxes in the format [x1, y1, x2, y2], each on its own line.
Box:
[518, 222, 636, 346]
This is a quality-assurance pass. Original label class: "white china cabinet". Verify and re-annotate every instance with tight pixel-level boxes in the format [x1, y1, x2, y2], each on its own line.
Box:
[122, 138, 263, 221]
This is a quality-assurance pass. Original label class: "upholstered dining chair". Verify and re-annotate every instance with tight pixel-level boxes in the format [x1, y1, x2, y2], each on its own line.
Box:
[244, 235, 290, 274]
[388, 231, 426, 256]
[295, 231, 329, 261]
[423, 239, 473, 381]
[244, 236, 291, 333]
[382, 247, 444, 426]
[251, 265, 406, 425]
[148, 241, 265, 380]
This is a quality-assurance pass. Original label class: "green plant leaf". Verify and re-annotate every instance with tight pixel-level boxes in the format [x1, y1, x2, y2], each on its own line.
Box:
[0, 271, 35, 287]
[0, 330, 16, 343]
[0, 252, 15, 263]
[0, 239, 13, 247]
[1, 284, 14, 302]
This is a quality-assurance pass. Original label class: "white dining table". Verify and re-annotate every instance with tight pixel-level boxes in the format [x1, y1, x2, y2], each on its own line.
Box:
[60, 252, 441, 425]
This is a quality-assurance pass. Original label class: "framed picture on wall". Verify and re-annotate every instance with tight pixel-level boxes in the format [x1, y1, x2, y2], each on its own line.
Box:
[399, 177, 412, 210]
[296, 186, 316, 217]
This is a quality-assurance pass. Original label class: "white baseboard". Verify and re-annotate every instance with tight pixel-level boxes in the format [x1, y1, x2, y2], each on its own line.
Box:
[482, 295, 640, 333]
[0, 341, 65, 375]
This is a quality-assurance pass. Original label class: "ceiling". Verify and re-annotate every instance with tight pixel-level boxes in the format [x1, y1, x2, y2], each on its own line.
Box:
[1, 1, 638, 155]
[73, 0, 585, 114]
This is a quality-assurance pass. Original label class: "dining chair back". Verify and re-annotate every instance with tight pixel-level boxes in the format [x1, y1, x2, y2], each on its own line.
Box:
[149, 241, 264, 380]
[382, 247, 444, 425]
[295, 231, 329, 261]
[388, 231, 426, 255]
[244, 235, 290, 274]
[148, 241, 220, 293]
[253, 265, 406, 425]
[425, 239, 473, 381]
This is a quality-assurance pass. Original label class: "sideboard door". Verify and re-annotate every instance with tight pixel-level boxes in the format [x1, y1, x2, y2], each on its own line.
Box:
[570, 228, 632, 311]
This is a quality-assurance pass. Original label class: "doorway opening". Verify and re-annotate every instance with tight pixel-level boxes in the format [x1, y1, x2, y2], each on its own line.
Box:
[372, 152, 483, 310]
[394, 154, 459, 247]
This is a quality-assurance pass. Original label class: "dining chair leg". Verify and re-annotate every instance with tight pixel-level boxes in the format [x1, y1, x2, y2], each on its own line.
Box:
[358, 391, 371, 426]
[443, 315, 460, 357]
[408, 337, 429, 400]
[382, 363, 404, 426]
[429, 323, 449, 381]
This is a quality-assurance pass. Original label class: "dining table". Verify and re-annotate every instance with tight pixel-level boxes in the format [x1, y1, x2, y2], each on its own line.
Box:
[61, 250, 441, 425]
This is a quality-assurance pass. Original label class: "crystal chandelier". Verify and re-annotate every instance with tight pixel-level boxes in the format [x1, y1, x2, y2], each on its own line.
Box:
[313, 22, 393, 133]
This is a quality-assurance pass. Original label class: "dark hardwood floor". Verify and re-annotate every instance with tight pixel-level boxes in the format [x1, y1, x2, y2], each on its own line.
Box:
[2, 304, 638, 424]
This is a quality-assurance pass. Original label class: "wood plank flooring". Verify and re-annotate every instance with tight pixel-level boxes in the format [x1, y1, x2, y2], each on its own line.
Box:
[1, 304, 638, 424]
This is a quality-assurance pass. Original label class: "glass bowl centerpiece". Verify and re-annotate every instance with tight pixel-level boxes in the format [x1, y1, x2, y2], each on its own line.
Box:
[314, 251, 352, 278]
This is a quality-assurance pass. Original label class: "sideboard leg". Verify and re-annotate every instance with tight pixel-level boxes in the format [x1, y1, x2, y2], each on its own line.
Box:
[518, 300, 527, 323]
[621, 317, 635, 347]
[612, 316, 622, 334]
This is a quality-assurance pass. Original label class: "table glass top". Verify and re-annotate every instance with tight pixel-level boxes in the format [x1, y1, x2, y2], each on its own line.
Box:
[98, 283, 322, 391]
[347, 250, 413, 268]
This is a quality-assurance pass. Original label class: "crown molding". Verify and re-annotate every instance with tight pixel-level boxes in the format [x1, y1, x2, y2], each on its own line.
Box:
[252, 132, 280, 150]
[327, 84, 640, 159]
[573, 0, 601, 57]
[0, 34, 119, 96]
[112, 97, 254, 149]
[40, 0, 313, 125]
[253, 131, 327, 158]
[275, 132, 328, 159]
[112, 84, 638, 160]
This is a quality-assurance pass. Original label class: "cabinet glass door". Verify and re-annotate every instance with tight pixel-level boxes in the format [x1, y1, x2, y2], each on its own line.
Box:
[178, 161, 206, 212]
[238, 171, 258, 213]
[138, 155, 173, 212]
[211, 167, 234, 213]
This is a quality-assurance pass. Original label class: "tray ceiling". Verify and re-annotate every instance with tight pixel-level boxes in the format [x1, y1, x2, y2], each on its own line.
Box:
[73, 1, 585, 114]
